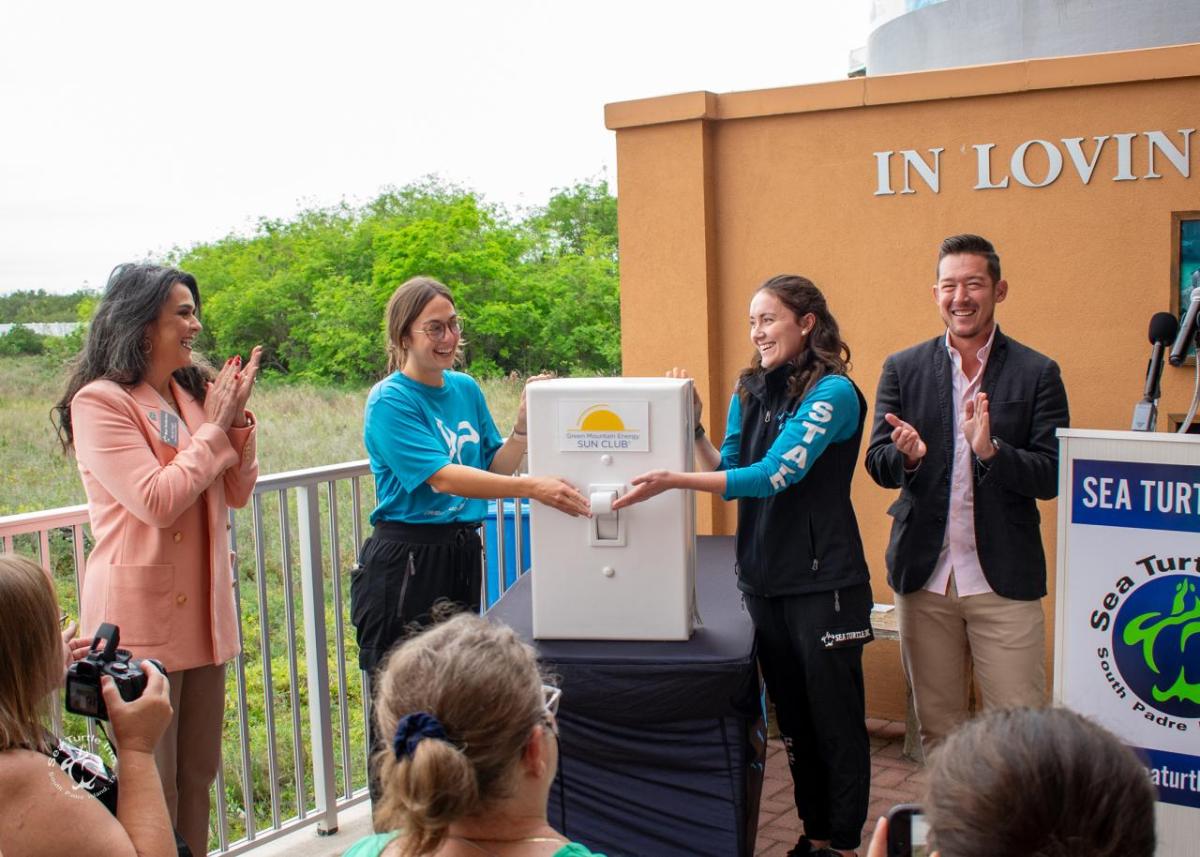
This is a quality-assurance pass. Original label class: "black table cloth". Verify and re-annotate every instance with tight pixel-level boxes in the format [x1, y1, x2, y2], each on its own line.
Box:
[487, 536, 765, 857]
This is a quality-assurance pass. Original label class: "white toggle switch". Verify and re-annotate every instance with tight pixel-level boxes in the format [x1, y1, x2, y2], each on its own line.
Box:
[588, 483, 626, 547]
[590, 490, 615, 515]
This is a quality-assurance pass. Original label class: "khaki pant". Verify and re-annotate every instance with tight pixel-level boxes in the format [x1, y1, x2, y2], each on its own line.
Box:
[155, 662, 226, 857]
[896, 575, 1045, 753]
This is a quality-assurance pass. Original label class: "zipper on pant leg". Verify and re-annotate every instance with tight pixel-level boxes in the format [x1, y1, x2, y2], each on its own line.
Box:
[834, 589, 840, 613]
[396, 551, 415, 618]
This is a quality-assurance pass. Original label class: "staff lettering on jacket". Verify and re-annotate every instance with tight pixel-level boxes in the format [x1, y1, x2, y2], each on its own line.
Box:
[769, 400, 834, 491]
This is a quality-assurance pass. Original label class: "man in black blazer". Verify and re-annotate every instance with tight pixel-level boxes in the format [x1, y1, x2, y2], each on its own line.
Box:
[865, 234, 1069, 752]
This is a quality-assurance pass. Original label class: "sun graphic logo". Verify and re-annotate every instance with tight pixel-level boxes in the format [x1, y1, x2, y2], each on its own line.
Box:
[563, 402, 647, 451]
[1113, 576, 1200, 719]
[574, 405, 627, 432]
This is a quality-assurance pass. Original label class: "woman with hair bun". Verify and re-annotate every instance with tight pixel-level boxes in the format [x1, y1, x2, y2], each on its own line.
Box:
[614, 274, 873, 857]
[344, 613, 605, 857]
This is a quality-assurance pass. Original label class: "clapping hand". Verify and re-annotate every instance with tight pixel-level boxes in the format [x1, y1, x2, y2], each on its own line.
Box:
[962, 392, 995, 461]
[883, 413, 927, 469]
[231, 346, 262, 428]
[203, 357, 241, 431]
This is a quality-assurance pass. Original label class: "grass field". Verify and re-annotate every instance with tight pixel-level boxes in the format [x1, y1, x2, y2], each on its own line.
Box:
[0, 354, 523, 515]
[0, 352, 523, 846]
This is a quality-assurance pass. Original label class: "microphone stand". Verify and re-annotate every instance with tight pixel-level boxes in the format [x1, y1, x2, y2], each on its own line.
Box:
[1178, 321, 1200, 434]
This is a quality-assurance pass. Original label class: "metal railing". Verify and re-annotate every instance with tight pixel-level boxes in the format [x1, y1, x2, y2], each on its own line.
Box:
[0, 460, 530, 855]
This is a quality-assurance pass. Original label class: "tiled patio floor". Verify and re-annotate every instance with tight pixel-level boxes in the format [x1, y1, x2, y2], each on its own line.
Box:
[754, 718, 925, 856]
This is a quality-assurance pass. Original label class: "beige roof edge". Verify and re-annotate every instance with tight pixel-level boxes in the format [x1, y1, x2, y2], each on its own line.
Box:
[603, 41, 1200, 130]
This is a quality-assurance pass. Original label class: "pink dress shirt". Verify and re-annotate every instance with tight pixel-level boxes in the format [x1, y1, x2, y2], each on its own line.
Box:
[923, 326, 996, 598]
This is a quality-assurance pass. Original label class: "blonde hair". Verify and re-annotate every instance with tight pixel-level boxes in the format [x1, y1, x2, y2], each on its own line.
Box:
[384, 276, 464, 373]
[372, 613, 548, 857]
[0, 555, 63, 752]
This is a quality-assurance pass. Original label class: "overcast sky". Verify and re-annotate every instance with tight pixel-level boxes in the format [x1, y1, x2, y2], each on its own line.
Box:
[0, 1, 871, 295]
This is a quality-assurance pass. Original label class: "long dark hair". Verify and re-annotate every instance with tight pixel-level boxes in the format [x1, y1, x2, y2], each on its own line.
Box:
[738, 274, 851, 401]
[53, 263, 212, 450]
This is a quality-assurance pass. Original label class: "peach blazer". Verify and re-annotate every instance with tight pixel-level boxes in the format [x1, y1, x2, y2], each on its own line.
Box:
[72, 377, 258, 672]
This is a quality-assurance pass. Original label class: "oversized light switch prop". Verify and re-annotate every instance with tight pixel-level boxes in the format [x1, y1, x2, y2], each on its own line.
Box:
[526, 378, 697, 640]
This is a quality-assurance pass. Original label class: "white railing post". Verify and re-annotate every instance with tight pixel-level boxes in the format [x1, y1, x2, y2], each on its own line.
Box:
[297, 484, 338, 834]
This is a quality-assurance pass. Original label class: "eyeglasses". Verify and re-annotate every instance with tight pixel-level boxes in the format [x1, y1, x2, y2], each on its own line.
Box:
[542, 684, 561, 717]
[414, 318, 462, 341]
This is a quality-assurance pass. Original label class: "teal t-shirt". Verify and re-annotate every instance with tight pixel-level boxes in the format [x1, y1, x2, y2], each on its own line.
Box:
[717, 373, 861, 500]
[364, 370, 504, 525]
[342, 832, 607, 857]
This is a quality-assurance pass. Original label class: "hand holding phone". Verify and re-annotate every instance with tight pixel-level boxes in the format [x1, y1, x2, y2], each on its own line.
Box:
[886, 803, 931, 857]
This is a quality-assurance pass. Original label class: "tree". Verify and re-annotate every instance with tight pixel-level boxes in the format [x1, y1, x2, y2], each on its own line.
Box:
[167, 176, 620, 382]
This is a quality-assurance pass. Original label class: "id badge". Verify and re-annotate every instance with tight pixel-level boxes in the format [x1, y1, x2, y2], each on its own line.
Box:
[157, 409, 180, 447]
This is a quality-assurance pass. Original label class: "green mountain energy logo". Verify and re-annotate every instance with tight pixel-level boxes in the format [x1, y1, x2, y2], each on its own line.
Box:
[1114, 576, 1200, 718]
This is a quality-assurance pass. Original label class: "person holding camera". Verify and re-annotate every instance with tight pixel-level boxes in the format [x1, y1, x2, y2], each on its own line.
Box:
[0, 554, 176, 857]
[864, 706, 1156, 857]
[54, 263, 261, 856]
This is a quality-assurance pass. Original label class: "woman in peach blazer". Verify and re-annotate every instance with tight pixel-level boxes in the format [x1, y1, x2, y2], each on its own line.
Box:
[55, 263, 262, 857]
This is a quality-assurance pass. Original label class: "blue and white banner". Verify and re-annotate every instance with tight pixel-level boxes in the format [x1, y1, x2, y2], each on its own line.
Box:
[1073, 459, 1200, 534]
[1138, 746, 1200, 810]
[1062, 456, 1200, 810]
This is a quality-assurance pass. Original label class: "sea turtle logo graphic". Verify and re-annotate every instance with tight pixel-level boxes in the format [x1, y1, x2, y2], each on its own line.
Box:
[1113, 577, 1200, 718]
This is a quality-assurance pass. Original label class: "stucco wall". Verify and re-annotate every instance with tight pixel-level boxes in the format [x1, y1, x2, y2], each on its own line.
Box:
[606, 43, 1200, 719]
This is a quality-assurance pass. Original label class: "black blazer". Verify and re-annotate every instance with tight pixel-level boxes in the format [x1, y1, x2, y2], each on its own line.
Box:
[864, 329, 1069, 600]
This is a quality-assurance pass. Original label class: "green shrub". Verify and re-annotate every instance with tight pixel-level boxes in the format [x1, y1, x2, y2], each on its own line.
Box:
[0, 325, 46, 356]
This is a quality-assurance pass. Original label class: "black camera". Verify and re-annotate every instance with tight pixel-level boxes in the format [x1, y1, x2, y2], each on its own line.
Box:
[65, 623, 165, 721]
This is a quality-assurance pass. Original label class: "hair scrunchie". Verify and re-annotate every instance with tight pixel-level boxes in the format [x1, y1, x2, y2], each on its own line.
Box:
[393, 712, 448, 761]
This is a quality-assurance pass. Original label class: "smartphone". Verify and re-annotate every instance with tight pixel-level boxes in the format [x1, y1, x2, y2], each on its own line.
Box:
[886, 803, 931, 857]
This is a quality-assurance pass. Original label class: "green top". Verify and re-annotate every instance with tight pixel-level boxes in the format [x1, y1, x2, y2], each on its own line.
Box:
[342, 832, 606, 857]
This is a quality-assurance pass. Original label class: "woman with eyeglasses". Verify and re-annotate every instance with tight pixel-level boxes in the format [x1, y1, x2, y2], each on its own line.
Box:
[353, 276, 590, 803]
[613, 275, 872, 857]
[344, 613, 604, 857]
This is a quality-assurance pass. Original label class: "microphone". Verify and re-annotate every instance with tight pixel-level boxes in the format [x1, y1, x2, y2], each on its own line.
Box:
[1168, 271, 1200, 367]
[1132, 312, 1179, 432]
[1144, 312, 1179, 400]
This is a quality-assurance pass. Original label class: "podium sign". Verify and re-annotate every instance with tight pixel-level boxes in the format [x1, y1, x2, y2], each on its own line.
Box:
[1056, 429, 1200, 855]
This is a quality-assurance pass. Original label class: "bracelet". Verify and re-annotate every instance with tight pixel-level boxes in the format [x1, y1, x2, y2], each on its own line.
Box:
[694, 423, 706, 440]
[511, 427, 527, 441]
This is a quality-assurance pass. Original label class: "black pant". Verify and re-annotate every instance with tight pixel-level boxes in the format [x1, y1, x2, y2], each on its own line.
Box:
[350, 520, 483, 804]
[743, 583, 872, 851]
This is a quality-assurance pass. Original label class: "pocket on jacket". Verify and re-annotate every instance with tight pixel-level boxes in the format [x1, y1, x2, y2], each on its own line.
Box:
[884, 496, 913, 573]
[886, 496, 913, 522]
[1005, 500, 1041, 524]
[104, 563, 175, 647]
[989, 400, 1031, 445]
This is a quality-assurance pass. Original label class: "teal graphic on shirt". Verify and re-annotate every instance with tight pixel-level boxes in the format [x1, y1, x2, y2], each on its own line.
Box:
[364, 371, 503, 525]
[718, 373, 861, 499]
